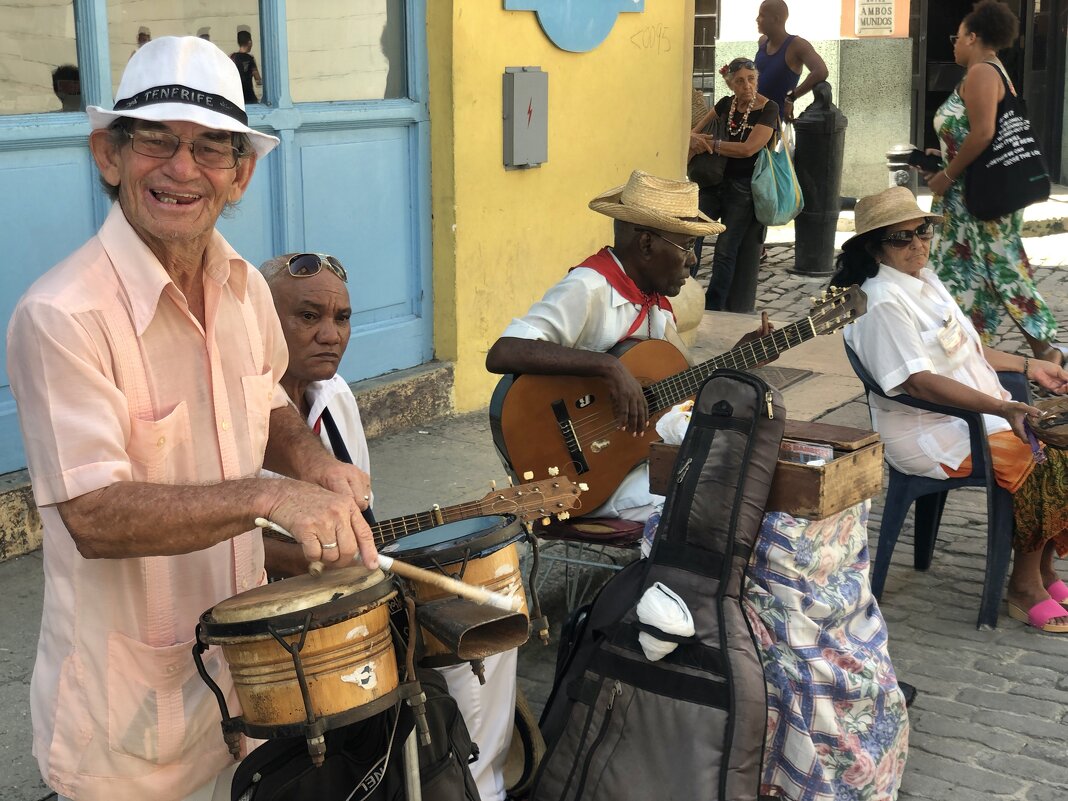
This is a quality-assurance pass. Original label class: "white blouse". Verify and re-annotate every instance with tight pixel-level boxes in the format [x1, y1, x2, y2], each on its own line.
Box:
[843, 264, 1011, 479]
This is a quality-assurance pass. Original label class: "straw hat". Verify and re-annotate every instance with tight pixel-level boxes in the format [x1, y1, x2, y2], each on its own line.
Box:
[843, 186, 942, 249]
[589, 170, 725, 237]
[87, 36, 279, 158]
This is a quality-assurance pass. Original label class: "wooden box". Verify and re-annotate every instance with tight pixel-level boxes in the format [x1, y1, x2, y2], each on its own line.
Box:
[648, 420, 884, 520]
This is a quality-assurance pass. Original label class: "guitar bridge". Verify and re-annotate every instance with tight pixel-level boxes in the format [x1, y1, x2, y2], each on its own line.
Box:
[551, 400, 590, 474]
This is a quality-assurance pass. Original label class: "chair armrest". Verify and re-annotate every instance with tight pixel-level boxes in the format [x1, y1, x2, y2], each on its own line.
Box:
[997, 370, 1031, 404]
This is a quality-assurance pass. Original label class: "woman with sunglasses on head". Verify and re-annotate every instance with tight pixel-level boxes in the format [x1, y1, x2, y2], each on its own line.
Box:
[692, 57, 777, 313]
[921, 0, 1064, 366]
[839, 187, 1068, 633]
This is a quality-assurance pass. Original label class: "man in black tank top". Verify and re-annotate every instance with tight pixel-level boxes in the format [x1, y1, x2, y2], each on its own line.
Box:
[754, 0, 828, 121]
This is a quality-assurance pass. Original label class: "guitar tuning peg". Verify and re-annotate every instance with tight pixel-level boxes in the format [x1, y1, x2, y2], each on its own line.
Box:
[547, 466, 560, 477]
[489, 480, 496, 491]
[810, 296, 818, 304]
[578, 482, 589, 492]
[821, 290, 828, 300]
[507, 475, 514, 487]
[558, 511, 570, 520]
[522, 470, 534, 481]
[541, 517, 550, 526]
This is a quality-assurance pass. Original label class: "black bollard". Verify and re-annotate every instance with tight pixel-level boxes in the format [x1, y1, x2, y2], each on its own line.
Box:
[791, 82, 848, 276]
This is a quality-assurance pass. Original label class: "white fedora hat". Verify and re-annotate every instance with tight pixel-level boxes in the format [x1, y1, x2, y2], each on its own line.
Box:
[87, 36, 279, 158]
[589, 170, 725, 237]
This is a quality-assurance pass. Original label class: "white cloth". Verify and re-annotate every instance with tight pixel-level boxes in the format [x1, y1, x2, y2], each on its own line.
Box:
[293, 376, 514, 801]
[635, 583, 695, 661]
[843, 264, 1011, 479]
[440, 651, 517, 801]
[501, 250, 671, 519]
[306, 374, 371, 473]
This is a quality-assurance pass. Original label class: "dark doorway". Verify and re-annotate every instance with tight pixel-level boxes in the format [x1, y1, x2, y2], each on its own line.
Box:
[910, 0, 1065, 180]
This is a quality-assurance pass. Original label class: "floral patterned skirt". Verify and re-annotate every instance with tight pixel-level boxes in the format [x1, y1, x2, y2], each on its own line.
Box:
[743, 501, 909, 801]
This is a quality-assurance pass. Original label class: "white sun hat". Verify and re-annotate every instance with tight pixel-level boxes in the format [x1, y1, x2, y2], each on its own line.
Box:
[87, 35, 279, 158]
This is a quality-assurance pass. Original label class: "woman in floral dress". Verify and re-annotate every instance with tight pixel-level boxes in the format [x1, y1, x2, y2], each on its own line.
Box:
[923, 0, 1064, 365]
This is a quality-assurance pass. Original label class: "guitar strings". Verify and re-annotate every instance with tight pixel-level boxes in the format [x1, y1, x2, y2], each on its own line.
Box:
[565, 321, 813, 445]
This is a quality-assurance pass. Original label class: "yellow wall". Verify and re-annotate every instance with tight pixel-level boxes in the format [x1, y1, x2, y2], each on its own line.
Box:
[428, 1, 695, 412]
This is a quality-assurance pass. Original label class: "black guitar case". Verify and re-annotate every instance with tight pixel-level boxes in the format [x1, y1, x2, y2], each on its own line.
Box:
[531, 369, 785, 801]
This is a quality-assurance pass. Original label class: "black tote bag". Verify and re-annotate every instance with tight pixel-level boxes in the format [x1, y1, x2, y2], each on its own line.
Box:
[687, 112, 727, 189]
[964, 62, 1050, 221]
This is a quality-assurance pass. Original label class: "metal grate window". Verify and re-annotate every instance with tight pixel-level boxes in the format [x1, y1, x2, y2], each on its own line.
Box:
[693, 0, 720, 91]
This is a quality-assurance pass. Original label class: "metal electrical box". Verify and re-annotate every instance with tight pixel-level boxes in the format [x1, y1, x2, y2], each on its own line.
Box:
[503, 67, 548, 169]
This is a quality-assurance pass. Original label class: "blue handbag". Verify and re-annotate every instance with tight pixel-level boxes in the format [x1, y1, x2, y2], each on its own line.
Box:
[751, 123, 804, 226]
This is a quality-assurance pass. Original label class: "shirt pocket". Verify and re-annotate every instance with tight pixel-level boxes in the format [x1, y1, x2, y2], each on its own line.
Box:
[241, 369, 275, 462]
[127, 402, 192, 484]
[919, 325, 969, 372]
[106, 631, 222, 766]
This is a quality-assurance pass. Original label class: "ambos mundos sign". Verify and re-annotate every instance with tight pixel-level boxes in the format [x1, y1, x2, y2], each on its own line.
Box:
[856, 1, 894, 36]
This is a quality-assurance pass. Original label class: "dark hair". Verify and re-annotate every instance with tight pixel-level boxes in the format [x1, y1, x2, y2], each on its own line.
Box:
[97, 118, 253, 203]
[51, 64, 79, 94]
[237, 30, 252, 47]
[828, 232, 884, 289]
[963, 0, 1019, 51]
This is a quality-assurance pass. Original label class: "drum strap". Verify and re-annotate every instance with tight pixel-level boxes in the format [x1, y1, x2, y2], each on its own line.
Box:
[320, 407, 377, 526]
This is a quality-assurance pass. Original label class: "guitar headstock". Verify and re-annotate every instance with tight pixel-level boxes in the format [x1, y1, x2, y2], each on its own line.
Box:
[476, 473, 584, 524]
[808, 284, 868, 335]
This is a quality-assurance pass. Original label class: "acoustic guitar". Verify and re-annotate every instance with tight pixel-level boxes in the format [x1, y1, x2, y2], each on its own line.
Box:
[488, 285, 867, 512]
[261, 476, 583, 549]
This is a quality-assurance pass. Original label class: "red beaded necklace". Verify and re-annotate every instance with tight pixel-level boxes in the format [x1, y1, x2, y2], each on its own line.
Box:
[727, 93, 756, 138]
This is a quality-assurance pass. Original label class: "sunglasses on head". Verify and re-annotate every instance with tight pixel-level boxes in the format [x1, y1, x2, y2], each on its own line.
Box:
[880, 222, 937, 248]
[728, 59, 757, 73]
[287, 252, 348, 283]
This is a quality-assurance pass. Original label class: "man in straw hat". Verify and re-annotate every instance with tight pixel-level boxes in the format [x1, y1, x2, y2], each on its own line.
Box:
[7, 36, 377, 801]
[487, 170, 771, 521]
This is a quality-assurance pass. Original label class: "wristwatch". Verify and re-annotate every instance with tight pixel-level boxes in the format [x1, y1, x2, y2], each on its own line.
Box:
[784, 91, 796, 103]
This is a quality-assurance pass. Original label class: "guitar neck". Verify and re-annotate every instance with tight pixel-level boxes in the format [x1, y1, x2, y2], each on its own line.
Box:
[648, 316, 818, 412]
[371, 500, 486, 548]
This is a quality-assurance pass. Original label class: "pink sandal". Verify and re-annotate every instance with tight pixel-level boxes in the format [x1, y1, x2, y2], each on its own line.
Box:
[1007, 598, 1068, 632]
[1047, 579, 1068, 606]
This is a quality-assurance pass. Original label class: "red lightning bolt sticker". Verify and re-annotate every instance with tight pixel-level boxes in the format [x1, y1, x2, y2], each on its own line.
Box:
[527, 98, 533, 127]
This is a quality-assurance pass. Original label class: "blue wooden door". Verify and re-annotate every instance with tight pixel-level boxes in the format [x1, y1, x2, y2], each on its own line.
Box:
[0, 0, 431, 474]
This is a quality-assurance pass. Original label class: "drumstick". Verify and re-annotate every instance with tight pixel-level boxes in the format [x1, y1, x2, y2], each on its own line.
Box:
[254, 517, 522, 612]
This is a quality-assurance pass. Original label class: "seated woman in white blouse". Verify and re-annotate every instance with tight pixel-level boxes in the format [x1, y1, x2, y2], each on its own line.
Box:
[837, 187, 1068, 633]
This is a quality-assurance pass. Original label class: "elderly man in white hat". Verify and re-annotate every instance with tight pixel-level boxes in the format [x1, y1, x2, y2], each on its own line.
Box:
[487, 170, 770, 522]
[7, 36, 377, 801]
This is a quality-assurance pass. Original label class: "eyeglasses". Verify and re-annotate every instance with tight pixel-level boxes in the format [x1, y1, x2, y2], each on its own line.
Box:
[949, 34, 959, 45]
[880, 222, 937, 248]
[125, 129, 242, 169]
[637, 228, 697, 256]
[287, 252, 348, 283]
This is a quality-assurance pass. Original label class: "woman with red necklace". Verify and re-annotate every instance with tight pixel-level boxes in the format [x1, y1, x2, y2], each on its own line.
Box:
[693, 57, 778, 312]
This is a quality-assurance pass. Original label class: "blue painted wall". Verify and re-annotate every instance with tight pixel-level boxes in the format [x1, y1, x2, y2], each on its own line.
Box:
[0, 1, 431, 474]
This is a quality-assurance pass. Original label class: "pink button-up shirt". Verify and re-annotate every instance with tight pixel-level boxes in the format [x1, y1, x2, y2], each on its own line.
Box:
[7, 205, 288, 801]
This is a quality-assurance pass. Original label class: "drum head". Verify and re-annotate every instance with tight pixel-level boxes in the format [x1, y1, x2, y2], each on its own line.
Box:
[380, 514, 522, 566]
[201, 565, 393, 639]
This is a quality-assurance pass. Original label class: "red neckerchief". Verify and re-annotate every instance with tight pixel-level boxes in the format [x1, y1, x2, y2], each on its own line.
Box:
[572, 247, 675, 341]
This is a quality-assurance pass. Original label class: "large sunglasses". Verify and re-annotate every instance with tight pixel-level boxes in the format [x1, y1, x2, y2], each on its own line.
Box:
[728, 59, 757, 73]
[880, 222, 937, 249]
[287, 252, 348, 283]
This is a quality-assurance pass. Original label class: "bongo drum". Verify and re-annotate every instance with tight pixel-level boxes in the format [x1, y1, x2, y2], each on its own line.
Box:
[382, 514, 530, 666]
[194, 564, 401, 762]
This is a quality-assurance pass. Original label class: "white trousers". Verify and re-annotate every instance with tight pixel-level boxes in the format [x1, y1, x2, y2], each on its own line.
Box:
[59, 762, 238, 801]
[439, 648, 517, 801]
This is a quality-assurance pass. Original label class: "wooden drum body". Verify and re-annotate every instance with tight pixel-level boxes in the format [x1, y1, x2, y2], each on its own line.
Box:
[195, 565, 400, 757]
[383, 515, 530, 666]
